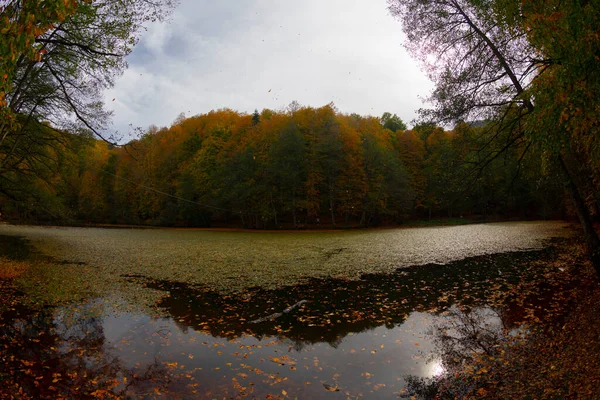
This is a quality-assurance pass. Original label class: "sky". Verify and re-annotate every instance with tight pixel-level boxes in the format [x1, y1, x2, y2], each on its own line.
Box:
[103, 0, 433, 142]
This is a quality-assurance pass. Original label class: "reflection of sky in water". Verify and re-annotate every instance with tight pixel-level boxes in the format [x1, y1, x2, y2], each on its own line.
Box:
[46, 245, 535, 399]
[1, 225, 566, 397]
[428, 360, 446, 377]
[29, 229, 551, 398]
[53, 299, 449, 398]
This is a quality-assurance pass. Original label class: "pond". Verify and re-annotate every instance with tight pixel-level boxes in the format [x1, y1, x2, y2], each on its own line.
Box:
[0, 222, 570, 398]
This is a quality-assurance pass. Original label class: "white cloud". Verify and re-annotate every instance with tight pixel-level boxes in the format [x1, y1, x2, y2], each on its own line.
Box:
[104, 0, 432, 142]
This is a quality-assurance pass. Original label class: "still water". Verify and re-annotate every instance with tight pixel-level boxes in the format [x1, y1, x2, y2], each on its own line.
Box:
[0, 222, 569, 398]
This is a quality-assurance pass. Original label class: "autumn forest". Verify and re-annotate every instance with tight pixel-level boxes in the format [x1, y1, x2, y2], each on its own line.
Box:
[2, 0, 600, 398]
[1, 105, 564, 228]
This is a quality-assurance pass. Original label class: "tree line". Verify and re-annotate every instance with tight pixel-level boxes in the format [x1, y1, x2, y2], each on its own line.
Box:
[2, 0, 599, 274]
[0, 104, 564, 228]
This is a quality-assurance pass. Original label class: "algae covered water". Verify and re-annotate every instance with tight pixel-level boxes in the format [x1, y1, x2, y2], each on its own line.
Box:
[0, 222, 570, 398]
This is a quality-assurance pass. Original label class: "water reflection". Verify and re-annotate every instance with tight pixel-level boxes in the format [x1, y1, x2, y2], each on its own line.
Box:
[1, 247, 551, 398]
[0, 288, 123, 399]
[0, 234, 42, 260]
[400, 305, 524, 399]
[131, 248, 544, 346]
[95, 306, 439, 398]
[428, 360, 445, 377]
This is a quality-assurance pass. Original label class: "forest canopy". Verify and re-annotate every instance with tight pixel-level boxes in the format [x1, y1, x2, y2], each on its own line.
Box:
[0, 104, 564, 228]
[0, 0, 175, 207]
[387, 0, 600, 275]
[0, 0, 589, 230]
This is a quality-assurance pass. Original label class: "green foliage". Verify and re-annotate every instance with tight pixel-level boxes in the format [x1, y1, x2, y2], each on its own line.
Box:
[389, 0, 600, 277]
[380, 112, 407, 132]
[0, 104, 564, 226]
[252, 109, 261, 125]
[521, 0, 600, 160]
[0, 0, 176, 217]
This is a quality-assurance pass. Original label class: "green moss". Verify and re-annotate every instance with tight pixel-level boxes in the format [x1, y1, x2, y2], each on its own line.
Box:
[0, 222, 571, 309]
[15, 262, 98, 306]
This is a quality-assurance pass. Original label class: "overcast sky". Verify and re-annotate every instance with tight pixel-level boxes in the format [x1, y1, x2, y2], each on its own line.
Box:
[103, 0, 432, 142]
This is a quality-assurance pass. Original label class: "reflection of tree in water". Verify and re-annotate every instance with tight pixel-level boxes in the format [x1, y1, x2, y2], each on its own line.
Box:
[135, 247, 549, 349]
[434, 306, 512, 359]
[0, 289, 115, 398]
[0, 288, 194, 399]
[0, 235, 42, 261]
[401, 304, 528, 399]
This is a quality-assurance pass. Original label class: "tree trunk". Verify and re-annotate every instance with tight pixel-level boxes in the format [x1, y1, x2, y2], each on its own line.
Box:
[330, 205, 336, 228]
[329, 184, 336, 228]
[558, 155, 600, 278]
[292, 187, 297, 228]
[270, 193, 278, 229]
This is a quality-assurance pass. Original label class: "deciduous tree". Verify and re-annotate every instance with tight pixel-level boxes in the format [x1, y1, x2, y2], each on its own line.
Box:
[388, 0, 600, 276]
[0, 0, 175, 200]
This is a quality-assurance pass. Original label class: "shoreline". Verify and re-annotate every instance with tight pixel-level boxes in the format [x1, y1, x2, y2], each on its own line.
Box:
[0, 217, 565, 233]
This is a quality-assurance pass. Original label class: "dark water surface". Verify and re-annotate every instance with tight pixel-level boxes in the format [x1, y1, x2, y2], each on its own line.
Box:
[0, 227, 561, 399]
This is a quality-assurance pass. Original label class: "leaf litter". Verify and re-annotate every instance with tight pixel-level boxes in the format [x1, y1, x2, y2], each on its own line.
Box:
[1, 223, 595, 398]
